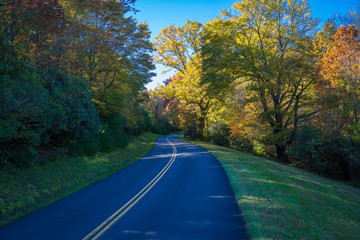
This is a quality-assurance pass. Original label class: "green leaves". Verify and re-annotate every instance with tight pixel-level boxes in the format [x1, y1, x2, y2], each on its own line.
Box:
[0, 0, 157, 169]
[66, 0, 155, 114]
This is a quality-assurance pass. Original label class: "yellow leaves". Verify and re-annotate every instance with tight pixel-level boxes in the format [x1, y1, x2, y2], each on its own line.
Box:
[154, 84, 174, 100]
[153, 25, 187, 72]
[153, 20, 202, 74]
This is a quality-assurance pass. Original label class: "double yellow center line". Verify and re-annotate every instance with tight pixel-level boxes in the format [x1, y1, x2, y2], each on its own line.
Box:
[82, 137, 177, 240]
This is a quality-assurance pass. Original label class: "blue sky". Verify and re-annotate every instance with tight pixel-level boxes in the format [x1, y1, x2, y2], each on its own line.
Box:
[134, 0, 359, 90]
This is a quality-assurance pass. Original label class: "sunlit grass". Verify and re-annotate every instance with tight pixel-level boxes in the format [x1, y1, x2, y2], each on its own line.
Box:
[179, 137, 360, 240]
[0, 132, 160, 226]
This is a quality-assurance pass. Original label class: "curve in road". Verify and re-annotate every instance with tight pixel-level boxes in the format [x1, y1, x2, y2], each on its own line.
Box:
[0, 135, 248, 240]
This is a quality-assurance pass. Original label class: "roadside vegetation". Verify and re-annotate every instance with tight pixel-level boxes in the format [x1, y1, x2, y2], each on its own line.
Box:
[0, 1, 178, 171]
[0, 0, 178, 225]
[0, 0, 177, 227]
[2, 0, 360, 234]
[154, 0, 360, 186]
[0, 132, 160, 226]
[180, 137, 360, 240]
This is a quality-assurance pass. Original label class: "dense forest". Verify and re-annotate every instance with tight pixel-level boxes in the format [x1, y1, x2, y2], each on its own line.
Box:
[152, 0, 360, 184]
[1, 0, 360, 184]
[0, 0, 177, 170]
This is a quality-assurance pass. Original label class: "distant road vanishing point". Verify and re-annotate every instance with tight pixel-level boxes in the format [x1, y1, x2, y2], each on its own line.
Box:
[0, 135, 248, 240]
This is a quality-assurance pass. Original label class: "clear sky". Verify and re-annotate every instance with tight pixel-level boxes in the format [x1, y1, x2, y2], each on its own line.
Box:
[134, 0, 360, 90]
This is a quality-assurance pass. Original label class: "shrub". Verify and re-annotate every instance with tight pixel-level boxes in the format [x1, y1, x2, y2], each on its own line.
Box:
[253, 141, 266, 156]
[0, 57, 49, 168]
[349, 156, 360, 184]
[7, 146, 39, 169]
[230, 133, 254, 153]
[288, 127, 360, 182]
[127, 108, 153, 136]
[287, 127, 321, 170]
[228, 123, 255, 153]
[82, 136, 100, 156]
[72, 135, 100, 156]
[103, 113, 131, 149]
[312, 138, 351, 180]
[48, 152, 61, 163]
[183, 125, 198, 139]
[0, 58, 101, 168]
[208, 122, 230, 147]
[41, 67, 100, 142]
[99, 130, 116, 153]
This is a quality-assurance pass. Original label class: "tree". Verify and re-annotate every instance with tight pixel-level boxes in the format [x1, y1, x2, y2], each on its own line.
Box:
[0, 0, 67, 67]
[141, 91, 179, 135]
[154, 21, 220, 139]
[321, 25, 360, 124]
[153, 20, 202, 74]
[201, 0, 319, 162]
[156, 55, 217, 139]
[60, 0, 155, 114]
[0, 0, 156, 167]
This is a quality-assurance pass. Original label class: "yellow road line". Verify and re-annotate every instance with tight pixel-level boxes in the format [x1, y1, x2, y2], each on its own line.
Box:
[82, 137, 177, 240]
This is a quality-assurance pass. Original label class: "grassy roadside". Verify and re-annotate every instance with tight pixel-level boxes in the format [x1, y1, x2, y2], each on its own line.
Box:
[0, 132, 160, 226]
[179, 137, 360, 240]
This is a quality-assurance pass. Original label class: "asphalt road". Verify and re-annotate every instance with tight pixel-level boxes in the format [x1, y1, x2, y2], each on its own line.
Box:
[0, 135, 248, 240]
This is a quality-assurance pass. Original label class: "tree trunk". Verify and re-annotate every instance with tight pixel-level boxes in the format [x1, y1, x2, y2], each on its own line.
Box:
[276, 145, 290, 163]
[197, 116, 205, 140]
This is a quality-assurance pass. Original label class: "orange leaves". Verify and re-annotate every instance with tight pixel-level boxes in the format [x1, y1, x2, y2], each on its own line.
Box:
[321, 25, 360, 90]
[333, 25, 359, 43]
[319, 24, 360, 125]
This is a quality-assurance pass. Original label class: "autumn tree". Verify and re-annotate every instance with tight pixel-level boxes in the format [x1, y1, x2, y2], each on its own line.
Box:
[321, 25, 360, 125]
[141, 90, 179, 134]
[153, 20, 202, 74]
[156, 59, 217, 139]
[201, 0, 319, 162]
[0, 0, 67, 67]
[311, 11, 360, 136]
[154, 21, 220, 139]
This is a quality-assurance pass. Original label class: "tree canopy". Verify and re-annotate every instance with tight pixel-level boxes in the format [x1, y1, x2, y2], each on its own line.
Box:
[201, 0, 319, 162]
[152, 1, 360, 182]
[1, 0, 360, 183]
[0, 0, 158, 168]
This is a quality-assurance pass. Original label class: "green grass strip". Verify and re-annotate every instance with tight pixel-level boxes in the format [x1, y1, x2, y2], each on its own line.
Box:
[179, 137, 360, 240]
[0, 132, 160, 226]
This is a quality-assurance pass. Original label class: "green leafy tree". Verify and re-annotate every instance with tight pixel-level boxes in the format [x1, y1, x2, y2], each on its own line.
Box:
[0, 0, 155, 167]
[61, 0, 155, 114]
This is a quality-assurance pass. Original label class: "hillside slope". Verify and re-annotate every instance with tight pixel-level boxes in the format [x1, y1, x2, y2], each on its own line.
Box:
[180, 137, 360, 240]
